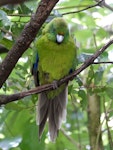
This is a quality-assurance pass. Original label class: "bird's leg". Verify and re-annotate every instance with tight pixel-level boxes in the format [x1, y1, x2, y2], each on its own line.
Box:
[52, 80, 58, 89]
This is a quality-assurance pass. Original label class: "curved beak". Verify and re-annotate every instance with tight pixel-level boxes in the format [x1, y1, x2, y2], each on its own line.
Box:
[56, 34, 64, 44]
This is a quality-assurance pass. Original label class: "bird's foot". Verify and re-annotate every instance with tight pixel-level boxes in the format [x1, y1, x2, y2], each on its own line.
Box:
[52, 80, 58, 89]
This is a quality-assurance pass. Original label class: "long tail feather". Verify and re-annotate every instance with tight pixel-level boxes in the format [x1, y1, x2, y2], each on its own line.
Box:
[36, 86, 68, 141]
[49, 86, 68, 141]
[36, 92, 49, 139]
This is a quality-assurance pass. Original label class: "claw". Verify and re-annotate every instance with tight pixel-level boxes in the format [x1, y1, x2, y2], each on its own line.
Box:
[52, 80, 58, 89]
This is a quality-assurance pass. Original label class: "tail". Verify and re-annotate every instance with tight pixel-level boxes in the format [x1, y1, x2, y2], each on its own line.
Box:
[36, 86, 68, 142]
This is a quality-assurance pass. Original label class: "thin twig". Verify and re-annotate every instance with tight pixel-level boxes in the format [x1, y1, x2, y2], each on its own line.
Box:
[8, 14, 32, 17]
[55, 5, 96, 10]
[104, 3, 113, 11]
[62, 0, 104, 15]
[95, 0, 113, 11]
[61, 128, 83, 149]
[93, 61, 113, 64]
[0, 28, 17, 39]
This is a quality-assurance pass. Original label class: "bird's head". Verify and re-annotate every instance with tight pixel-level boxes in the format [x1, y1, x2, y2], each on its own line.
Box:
[44, 17, 69, 44]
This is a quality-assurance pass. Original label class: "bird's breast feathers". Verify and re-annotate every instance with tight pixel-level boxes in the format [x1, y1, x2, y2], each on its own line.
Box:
[36, 36, 76, 83]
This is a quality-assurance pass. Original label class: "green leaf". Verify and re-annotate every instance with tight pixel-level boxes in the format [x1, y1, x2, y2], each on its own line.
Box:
[78, 89, 87, 109]
[106, 87, 113, 99]
[0, 10, 10, 26]
[76, 77, 83, 86]
[0, 38, 13, 49]
[19, 121, 46, 150]
[75, 29, 92, 41]
[5, 102, 24, 111]
[94, 66, 104, 84]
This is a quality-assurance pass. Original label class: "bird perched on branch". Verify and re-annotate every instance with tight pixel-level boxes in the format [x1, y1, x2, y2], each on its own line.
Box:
[32, 17, 76, 142]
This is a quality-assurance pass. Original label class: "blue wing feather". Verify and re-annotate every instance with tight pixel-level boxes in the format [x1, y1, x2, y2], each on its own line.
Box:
[32, 53, 40, 86]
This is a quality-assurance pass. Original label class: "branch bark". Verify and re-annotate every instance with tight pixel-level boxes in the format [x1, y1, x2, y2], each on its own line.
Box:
[0, 38, 113, 105]
[0, 0, 59, 88]
[95, 0, 113, 12]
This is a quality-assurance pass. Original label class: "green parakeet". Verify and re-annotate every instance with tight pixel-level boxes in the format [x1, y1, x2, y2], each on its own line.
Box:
[32, 17, 76, 141]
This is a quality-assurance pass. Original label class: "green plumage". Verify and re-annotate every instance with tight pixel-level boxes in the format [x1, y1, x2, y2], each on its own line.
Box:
[36, 18, 76, 98]
[33, 17, 76, 141]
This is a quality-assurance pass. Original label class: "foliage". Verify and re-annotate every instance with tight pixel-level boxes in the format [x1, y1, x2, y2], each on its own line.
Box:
[0, 0, 113, 149]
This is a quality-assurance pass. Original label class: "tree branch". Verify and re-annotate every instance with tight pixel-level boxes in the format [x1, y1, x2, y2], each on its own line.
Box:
[62, 0, 104, 15]
[95, 0, 113, 12]
[0, 27, 16, 39]
[0, 38, 113, 105]
[59, 39, 113, 84]
[0, 0, 59, 88]
[93, 61, 113, 64]
[61, 128, 82, 148]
